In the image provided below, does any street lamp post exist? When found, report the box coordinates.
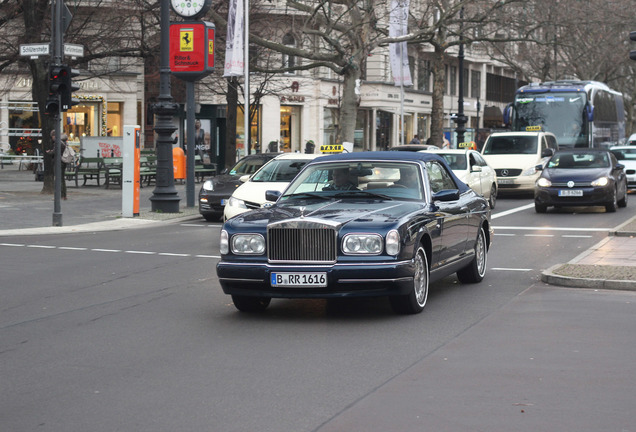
[455,7,467,145]
[150,0,180,213]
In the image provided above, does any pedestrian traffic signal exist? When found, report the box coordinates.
[59,65,80,111]
[631,31,636,61]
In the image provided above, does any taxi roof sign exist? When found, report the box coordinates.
[320,144,343,153]
[525,125,543,132]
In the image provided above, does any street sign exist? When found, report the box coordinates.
[19,44,50,58]
[64,44,84,58]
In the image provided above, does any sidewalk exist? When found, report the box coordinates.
[0,161,204,236]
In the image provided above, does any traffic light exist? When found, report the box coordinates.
[49,65,65,97]
[60,65,80,111]
[45,96,60,116]
[631,31,636,61]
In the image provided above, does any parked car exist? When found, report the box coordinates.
[426,149,498,209]
[223,153,321,221]
[628,133,636,146]
[481,130,558,193]
[534,149,628,213]
[610,146,636,190]
[198,153,280,221]
[217,151,493,315]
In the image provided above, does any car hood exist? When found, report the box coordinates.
[481,154,542,169]
[226,199,425,228]
[232,181,290,204]
[207,173,242,193]
[542,167,609,182]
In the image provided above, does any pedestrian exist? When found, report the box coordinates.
[409,134,420,144]
[47,130,70,200]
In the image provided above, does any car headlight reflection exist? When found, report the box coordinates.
[227,196,247,209]
[231,233,265,255]
[343,234,383,255]
[202,179,214,191]
[591,177,609,187]
[536,177,552,187]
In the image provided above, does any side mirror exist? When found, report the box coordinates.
[239,174,250,183]
[541,148,555,158]
[433,189,460,202]
[265,190,281,202]
[470,165,483,173]
[616,163,625,171]
[535,164,544,171]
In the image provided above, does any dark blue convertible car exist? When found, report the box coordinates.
[217,152,493,315]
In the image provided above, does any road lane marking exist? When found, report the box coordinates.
[91,248,122,253]
[1,243,25,247]
[125,250,157,255]
[195,254,220,258]
[491,203,535,219]
[0,243,219,260]
[491,268,532,272]
[26,244,55,249]
[562,235,593,238]
[58,246,88,251]
[495,226,610,232]
[524,234,554,237]
[158,252,190,257]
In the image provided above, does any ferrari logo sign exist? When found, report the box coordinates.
[180,29,194,52]
[169,21,215,80]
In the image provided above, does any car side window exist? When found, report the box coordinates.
[426,161,457,193]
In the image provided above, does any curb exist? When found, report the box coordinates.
[541,264,636,291]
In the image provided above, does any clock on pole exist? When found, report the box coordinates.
[170,0,211,19]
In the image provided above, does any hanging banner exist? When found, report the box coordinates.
[389,0,412,87]
[224,0,244,77]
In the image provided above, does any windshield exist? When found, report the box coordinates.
[513,91,587,147]
[280,161,424,201]
[251,159,311,182]
[230,157,268,176]
[482,135,538,155]
[436,153,467,170]
[547,152,609,169]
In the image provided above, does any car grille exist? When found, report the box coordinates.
[268,221,338,263]
[495,169,522,177]
[550,181,593,187]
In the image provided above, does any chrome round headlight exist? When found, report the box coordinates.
[342,234,383,254]
[231,234,265,254]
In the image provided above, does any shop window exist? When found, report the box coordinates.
[107,102,122,136]
[8,102,40,155]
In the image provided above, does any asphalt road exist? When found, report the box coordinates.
[2,197,636,431]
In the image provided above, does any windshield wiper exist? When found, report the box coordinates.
[284,192,331,200]
[334,190,393,200]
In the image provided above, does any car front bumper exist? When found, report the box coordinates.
[216,260,415,299]
[496,173,539,192]
[535,185,613,207]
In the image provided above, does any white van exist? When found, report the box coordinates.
[481,131,558,193]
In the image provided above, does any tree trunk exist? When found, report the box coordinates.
[336,66,361,146]
[430,45,446,147]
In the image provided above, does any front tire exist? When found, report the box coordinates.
[535,202,547,213]
[488,184,497,209]
[231,295,271,312]
[618,183,628,208]
[390,247,429,315]
[457,227,488,283]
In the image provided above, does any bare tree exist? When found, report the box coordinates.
[0,0,158,193]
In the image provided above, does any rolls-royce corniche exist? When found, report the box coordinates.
[217,151,493,315]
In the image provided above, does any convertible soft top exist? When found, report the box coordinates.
[312,150,471,193]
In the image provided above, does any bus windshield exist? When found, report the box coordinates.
[513,92,587,147]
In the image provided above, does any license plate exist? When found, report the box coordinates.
[271,272,327,287]
[558,189,583,197]
[498,178,514,184]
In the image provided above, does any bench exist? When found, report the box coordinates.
[194,155,217,182]
[67,157,103,187]
[139,155,157,187]
[103,157,123,189]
